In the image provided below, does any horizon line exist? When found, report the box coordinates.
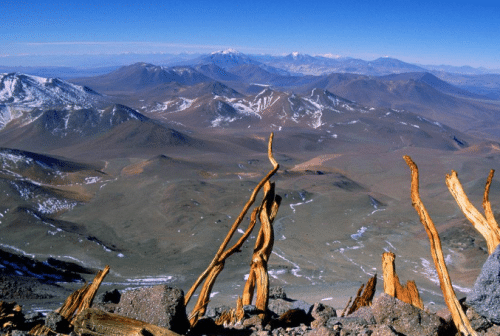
[1,46,499,70]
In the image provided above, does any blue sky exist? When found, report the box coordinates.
[1,0,499,68]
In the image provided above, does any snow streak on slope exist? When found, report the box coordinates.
[226,89,280,117]
[149,98,196,113]
[145,88,356,128]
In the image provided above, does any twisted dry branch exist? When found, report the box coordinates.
[242,181,281,320]
[185,133,280,326]
[404,156,476,336]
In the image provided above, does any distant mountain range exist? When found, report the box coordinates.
[64,50,500,141]
[3,49,500,102]
[1,48,499,158]
[0,73,200,157]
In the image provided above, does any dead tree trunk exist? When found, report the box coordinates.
[404,155,477,336]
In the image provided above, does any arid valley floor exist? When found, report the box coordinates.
[1,52,500,317]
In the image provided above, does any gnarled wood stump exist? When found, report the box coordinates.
[341,274,377,316]
[382,252,423,309]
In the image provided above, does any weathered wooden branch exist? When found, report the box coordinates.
[382,252,423,309]
[73,308,182,336]
[186,133,280,326]
[404,155,477,336]
[345,274,377,315]
[64,265,110,323]
[483,170,497,233]
[446,169,500,254]
[235,295,244,323]
[30,265,110,335]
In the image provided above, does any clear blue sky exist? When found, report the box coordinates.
[1,0,499,68]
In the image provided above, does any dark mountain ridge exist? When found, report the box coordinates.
[70,63,211,92]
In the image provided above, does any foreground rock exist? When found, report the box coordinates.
[189,291,455,336]
[466,244,500,324]
[111,285,189,335]
[370,293,450,335]
[6,283,500,335]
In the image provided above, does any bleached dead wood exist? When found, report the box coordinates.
[61,265,110,323]
[343,274,377,316]
[186,133,280,326]
[73,308,181,336]
[404,156,477,336]
[446,169,500,254]
[382,252,423,309]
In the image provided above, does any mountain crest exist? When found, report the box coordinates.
[211,48,242,56]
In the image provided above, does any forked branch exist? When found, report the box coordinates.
[404,156,476,336]
[446,170,500,254]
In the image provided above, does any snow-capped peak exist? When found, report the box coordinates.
[0,73,103,129]
[0,73,101,107]
[287,52,310,61]
[212,48,242,55]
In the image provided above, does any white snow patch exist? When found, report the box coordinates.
[351,227,368,240]
[289,199,313,213]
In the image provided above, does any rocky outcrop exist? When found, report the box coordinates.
[466,244,500,324]
[370,293,449,336]
[115,285,189,335]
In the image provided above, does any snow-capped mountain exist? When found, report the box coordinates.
[145,87,360,129]
[0,73,103,129]
[141,85,471,151]
[200,49,259,70]
[0,73,197,152]
[195,49,290,76]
